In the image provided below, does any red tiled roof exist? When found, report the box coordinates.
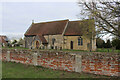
[25,20,69,36]
[38,35,47,44]
[0,36,8,43]
[64,19,94,36]
[25,19,94,37]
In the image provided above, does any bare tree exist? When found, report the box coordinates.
[78,0,120,39]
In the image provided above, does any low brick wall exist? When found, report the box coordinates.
[37,52,76,71]
[1,49,78,72]
[81,53,119,76]
[2,49,33,65]
[1,49,119,76]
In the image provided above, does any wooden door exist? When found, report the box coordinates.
[36,41,39,49]
[70,41,73,49]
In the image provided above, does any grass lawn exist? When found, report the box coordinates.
[43,48,120,53]
[96,48,120,53]
[2,61,110,78]
[2,47,28,50]
[2,47,120,53]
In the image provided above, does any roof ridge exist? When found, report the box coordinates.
[34,19,69,24]
[70,19,94,22]
[24,24,33,35]
[62,21,69,36]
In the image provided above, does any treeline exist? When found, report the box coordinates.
[96,38,120,50]
[7,38,24,47]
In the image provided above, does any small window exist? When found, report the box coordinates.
[78,37,83,46]
[78,38,80,45]
[81,38,83,45]
[52,38,56,45]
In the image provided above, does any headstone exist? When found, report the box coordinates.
[33,53,38,66]
[75,54,82,73]
[7,51,10,61]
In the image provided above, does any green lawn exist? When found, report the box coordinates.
[47,49,88,52]
[2,47,28,50]
[2,61,109,78]
[2,47,120,53]
[44,48,120,53]
[96,48,120,53]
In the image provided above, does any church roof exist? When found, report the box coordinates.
[25,19,69,36]
[25,19,94,36]
[64,19,95,36]
[38,35,47,44]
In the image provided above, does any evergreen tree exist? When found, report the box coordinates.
[12,40,17,44]
[112,38,120,50]
[96,38,105,48]
[105,39,112,48]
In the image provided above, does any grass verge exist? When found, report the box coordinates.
[2,61,110,78]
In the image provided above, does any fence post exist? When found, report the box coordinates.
[7,51,10,61]
[33,53,38,66]
[75,54,82,73]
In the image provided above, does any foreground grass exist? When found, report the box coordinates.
[2,61,109,78]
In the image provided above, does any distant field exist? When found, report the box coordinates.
[2,61,109,78]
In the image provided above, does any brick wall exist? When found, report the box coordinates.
[2,49,33,65]
[1,49,119,76]
[81,53,119,76]
[1,49,77,72]
[37,52,75,71]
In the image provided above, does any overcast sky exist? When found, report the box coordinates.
[1,2,81,38]
[0,1,112,41]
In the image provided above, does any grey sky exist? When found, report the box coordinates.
[1,1,112,41]
[2,2,80,37]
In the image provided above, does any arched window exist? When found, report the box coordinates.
[78,37,83,46]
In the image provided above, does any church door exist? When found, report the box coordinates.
[70,41,73,49]
[36,41,39,49]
